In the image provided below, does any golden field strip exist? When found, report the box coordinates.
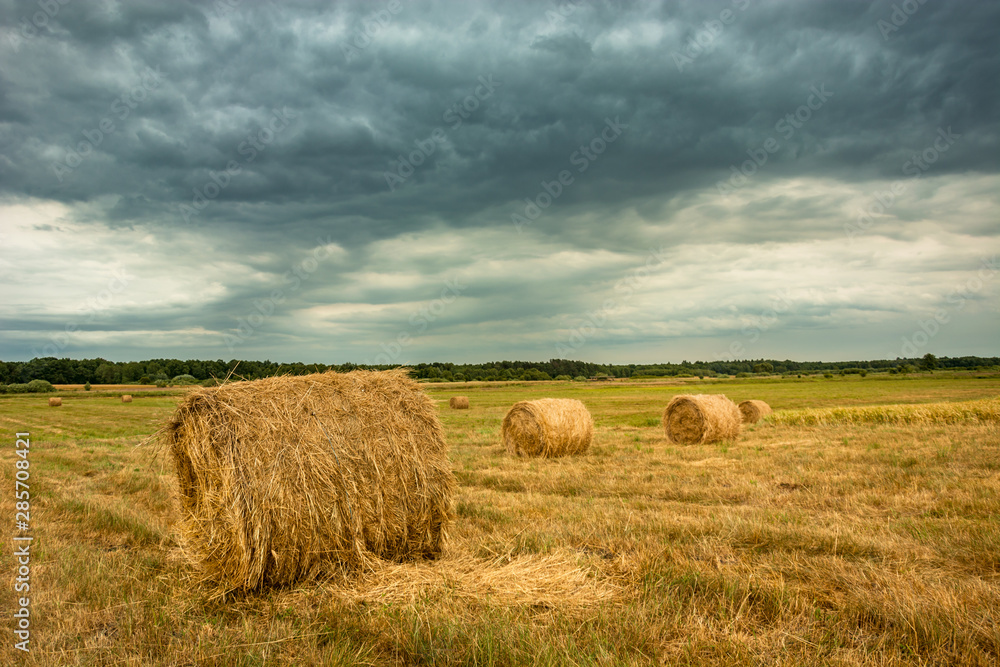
[1,372,999,666]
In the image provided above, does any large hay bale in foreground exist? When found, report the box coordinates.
[502,398,593,457]
[738,399,772,424]
[663,394,741,445]
[48,397,62,407]
[121,395,133,404]
[163,369,455,594]
[449,396,469,409]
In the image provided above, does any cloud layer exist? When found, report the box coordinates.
[1,0,997,363]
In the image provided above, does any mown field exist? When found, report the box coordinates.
[1,373,999,666]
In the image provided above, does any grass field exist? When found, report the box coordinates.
[2,373,999,665]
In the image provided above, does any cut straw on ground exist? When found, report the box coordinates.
[769,397,1000,426]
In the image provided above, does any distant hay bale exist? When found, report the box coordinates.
[662,394,741,445]
[48,397,62,407]
[502,398,593,457]
[121,395,133,404]
[162,368,455,595]
[738,399,772,424]
[449,396,469,409]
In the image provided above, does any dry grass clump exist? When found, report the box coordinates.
[738,399,772,424]
[502,398,593,457]
[49,396,62,407]
[319,552,618,612]
[121,395,133,403]
[663,394,741,445]
[161,368,455,595]
[449,396,470,409]
[771,397,1000,426]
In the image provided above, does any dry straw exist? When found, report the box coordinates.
[663,394,742,445]
[502,398,593,457]
[771,397,1000,426]
[318,551,618,612]
[161,368,455,595]
[449,396,469,409]
[121,395,133,404]
[48,397,62,407]
[738,399,772,424]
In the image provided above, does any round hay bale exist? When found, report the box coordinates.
[662,394,741,445]
[449,396,469,409]
[502,398,593,457]
[48,397,62,407]
[121,395,133,404]
[162,368,455,594]
[738,399,772,424]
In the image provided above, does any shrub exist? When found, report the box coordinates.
[7,383,30,393]
[200,378,218,387]
[574,376,587,382]
[860,369,868,377]
[736,372,750,378]
[84,382,91,391]
[139,376,151,385]
[27,379,55,393]
[823,373,833,379]
[155,380,168,388]
[554,375,572,381]
[171,374,199,385]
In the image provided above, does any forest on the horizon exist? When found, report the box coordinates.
[1,355,997,387]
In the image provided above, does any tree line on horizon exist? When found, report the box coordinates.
[0,354,997,386]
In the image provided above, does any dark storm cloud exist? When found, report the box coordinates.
[2,0,996,245]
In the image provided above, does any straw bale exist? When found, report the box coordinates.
[162,368,454,594]
[502,398,592,457]
[662,394,741,445]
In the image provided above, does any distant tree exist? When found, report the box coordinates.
[920,353,938,371]
[95,363,120,384]
[753,362,774,374]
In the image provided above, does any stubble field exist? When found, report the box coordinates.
[1,373,998,666]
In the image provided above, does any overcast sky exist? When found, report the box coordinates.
[1,0,997,364]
